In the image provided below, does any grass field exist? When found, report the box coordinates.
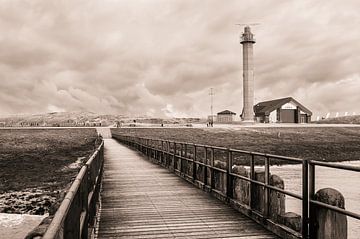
[0,128,99,214]
[112,127,360,164]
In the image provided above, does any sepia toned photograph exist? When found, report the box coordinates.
[0,1,359,239]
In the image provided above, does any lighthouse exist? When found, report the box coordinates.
[240,26,255,122]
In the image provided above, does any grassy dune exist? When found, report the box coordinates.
[112,127,360,164]
[0,128,98,214]
[316,115,360,124]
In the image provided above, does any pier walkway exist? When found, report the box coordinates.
[97,139,277,238]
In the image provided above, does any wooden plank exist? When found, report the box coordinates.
[97,139,278,239]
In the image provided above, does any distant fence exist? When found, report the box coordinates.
[42,141,104,239]
[113,134,360,239]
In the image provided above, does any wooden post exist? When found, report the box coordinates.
[269,175,285,223]
[314,188,347,239]
[232,165,249,205]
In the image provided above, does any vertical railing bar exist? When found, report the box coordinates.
[158,140,160,163]
[302,159,309,238]
[184,144,187,158]
[227,149,233,199]
[210,148,215,189]
[264,156,270,218]
[192,144,197,182]
[249,154,255,209]
[308,161,315,238]
[167,141,170,168]
[146,139,149,158]
[173,142,176,172]
[161,140,164,165]
[184,144,188,177]
[204,147,208,186]
[154,139,157,162]
[179,143,183,175]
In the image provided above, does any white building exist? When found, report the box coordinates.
[217,110,237,123]
[254,97,312,123]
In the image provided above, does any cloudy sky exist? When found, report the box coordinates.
[0,0,359,118]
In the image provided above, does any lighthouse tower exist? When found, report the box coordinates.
[240,26,255,122]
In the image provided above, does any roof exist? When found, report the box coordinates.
[217,110,236,115]
[254,97,312,115]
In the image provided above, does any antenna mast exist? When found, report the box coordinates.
[209,88,215,124]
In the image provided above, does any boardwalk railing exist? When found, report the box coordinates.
[113,134,360,239]
[42,141,104,239]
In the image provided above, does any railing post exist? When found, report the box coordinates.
[184,144,187,158]
[210,148,215,189]
[264,156,270,218]
[302,159,309,239]
[184,144,188,176]
[249,154,255,209]
[154,140,158,162]
[161,140,164,166]
[81,165,89,239]
[226,149,233,199]
[173,142,176,172]
[166,141,170,168]
[204,147,208,186]
[158,140,161,163]
[179,143,183,175]
[309,162,315,238]
[152,140,155,160]
[192,144,197,182]
[157,140,160,163]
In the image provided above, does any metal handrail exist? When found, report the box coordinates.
[113,133,360,239]
[310,160,360,172]
[43,141,104,239]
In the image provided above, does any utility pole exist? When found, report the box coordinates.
[209,88,215,126]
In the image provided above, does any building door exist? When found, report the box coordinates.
[300,114,306,123]
[280,109,296,123]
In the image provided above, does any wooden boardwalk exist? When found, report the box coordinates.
[97,139,278,239]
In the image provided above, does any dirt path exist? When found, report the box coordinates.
[96,127,112,138]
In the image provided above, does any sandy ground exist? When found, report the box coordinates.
[0,213,46,239]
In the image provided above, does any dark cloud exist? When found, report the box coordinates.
[0,0,359,118]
